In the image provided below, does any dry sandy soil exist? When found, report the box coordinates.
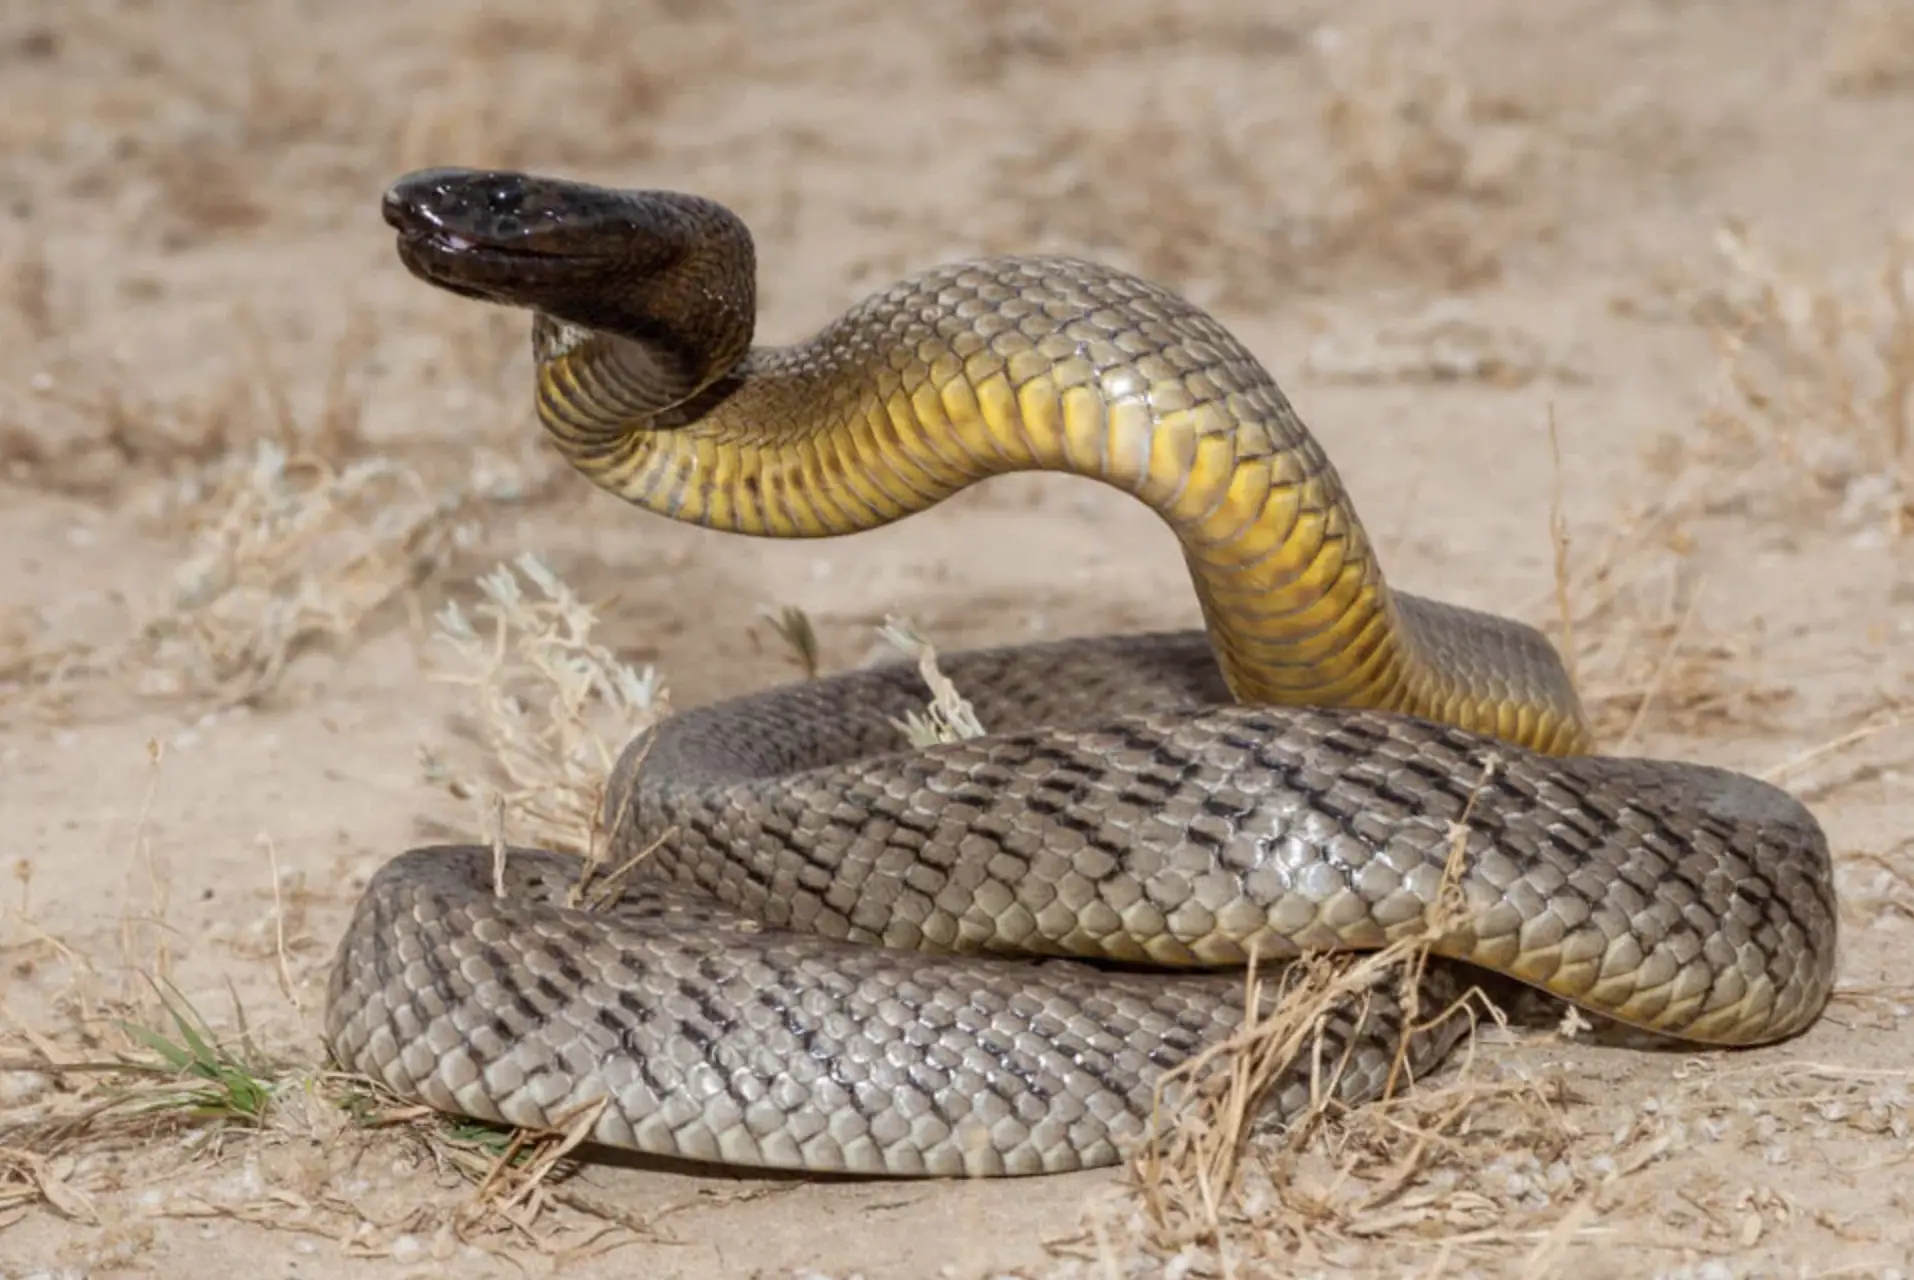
[4,0,1914,1276]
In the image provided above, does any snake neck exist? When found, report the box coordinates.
[531,258,1590,755]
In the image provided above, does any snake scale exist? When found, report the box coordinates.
[325,167,1839,1178]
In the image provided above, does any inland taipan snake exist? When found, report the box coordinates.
[326,167,1839,1178]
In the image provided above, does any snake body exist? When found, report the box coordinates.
[326,168,1838,1178]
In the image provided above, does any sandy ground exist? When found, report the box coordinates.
[4,0,1914,1276]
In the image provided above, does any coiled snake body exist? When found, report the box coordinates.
[326,168,1838,1178]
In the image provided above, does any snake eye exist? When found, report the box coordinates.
[477,175,538,229]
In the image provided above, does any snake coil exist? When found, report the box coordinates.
[323,168,1838,1178]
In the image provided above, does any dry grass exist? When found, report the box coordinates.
[1823,0,1914,97]
[874,616,989,746]
[0,1012,668,1266]
[1038,1054,1914,1279]
[1124,778,1496,1253]
[1557,538,1801,747]
[1652,219,1913,538]
[420,552,666,861]
[0,308,567,719]
[760,604,824,681]
[971,22,1546,307]
[1525,215,1914,747]
[1042,770,1608,1276]
[3,441,475,713]
[0,747,380,1252]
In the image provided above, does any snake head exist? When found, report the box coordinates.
[381,167,757,374]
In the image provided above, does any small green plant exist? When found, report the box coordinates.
[109,979,278,1125]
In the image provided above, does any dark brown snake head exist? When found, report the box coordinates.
[382,167,758,392]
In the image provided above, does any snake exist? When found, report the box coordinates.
[325,166,1839,1179]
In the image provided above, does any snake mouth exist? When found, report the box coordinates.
[389,229,548,305]
[390,224,597,301]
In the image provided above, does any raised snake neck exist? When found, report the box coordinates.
[322,167,1838,1178]
[382,167,1591,754]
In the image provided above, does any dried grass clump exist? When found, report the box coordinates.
[0,748,351,1239]
[1555,535,1797,747]
[951,0,1301,78]
[1,305,565,717]
[419,582,989,863]
[1053,1068,1608,1279]
[6,441,480,711]
[1127,793,1488,1237]
[0,308,546,715]
[1,368,247,501]
[134,444,472,703]
[875,615,987,746]
[1047,761,1627,1277]
[1312,24,1537,273]
[1822,0,1914,97]
[978,23,1540,306]
[1540,221,1914,746]
[1661,220,1913,538]
[422,553,666,861]
[1515,414,1797,747]
[1048,1062,1914,1278]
